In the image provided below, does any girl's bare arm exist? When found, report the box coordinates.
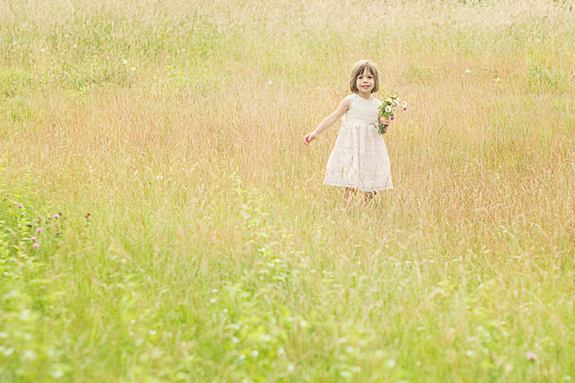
[304,97,351,145]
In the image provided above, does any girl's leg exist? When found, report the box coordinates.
[343,188,356,207]
[362,191,377,203]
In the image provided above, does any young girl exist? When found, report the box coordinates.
[304,60,393,206]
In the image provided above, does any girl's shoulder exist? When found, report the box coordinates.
[371,97,382,106]
[344,94,355,102]
[340,94,354,108]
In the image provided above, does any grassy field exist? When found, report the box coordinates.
[1,0,575,381]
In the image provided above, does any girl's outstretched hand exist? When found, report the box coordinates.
[303,132,318,146]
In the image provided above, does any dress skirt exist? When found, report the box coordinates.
[324,120,393,192]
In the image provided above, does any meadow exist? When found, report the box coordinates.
[1,0,575,381]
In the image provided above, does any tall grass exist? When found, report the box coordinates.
[1,0,574,381]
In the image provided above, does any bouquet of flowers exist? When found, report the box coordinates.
[378,90,407,134]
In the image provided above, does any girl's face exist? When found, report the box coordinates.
[356,69,375,95]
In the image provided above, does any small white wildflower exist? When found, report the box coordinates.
[181,48,185,52]
[287,364,295,372]
[131,67,136,71]
[211,289,218,293]
[465,69,471,73]
[252,350,259,357]
[122,59,127,65]
[149,330,157,335]
[210,298,216,303]
[51,370,65,378]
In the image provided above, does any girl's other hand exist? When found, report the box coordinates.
[378,116,391,125]
[304,132,318,146]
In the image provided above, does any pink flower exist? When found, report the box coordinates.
[36,228,44,233]
[32,243,40,248]
[47,215,51,219]
[526,352,537,360]
[17,203,24,208]
[390,114,395,121]
[53,214,60,219]
[30,236,36,242]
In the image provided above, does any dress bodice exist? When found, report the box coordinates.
[344,93,382,125]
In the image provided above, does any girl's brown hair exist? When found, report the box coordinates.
[349,60,380,94]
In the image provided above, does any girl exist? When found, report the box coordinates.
[304,60,393,206]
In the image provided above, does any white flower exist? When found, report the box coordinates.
[122,59,127,65]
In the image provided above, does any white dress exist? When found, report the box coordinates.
[324,93,393,192]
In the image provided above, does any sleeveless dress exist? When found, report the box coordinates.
[324,93,393,192]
